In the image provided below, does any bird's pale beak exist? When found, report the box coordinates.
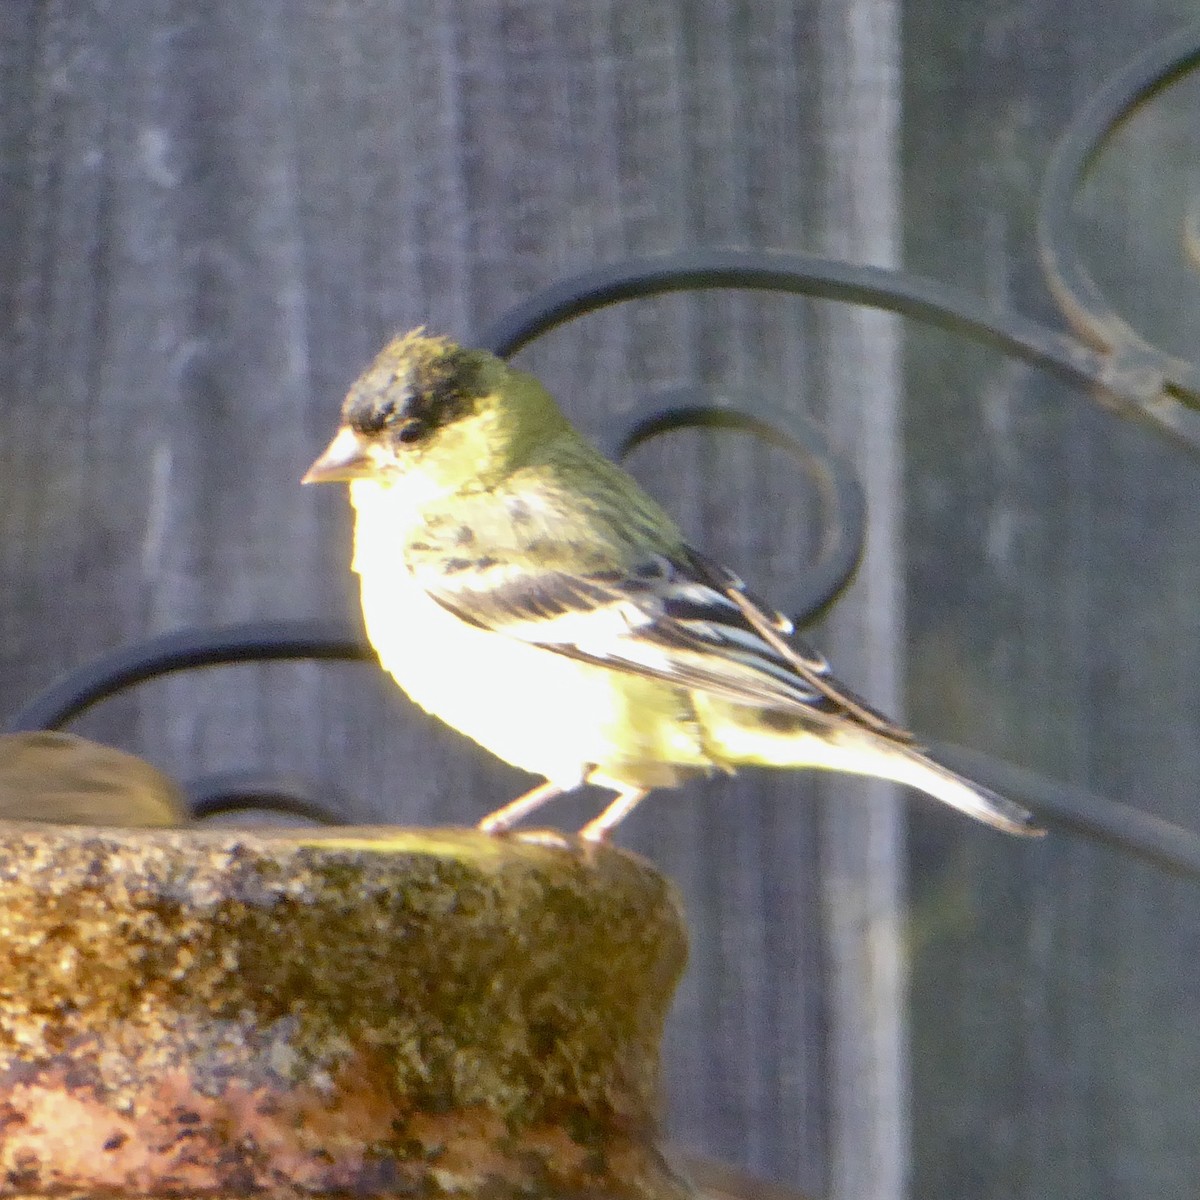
[303,426,373,484]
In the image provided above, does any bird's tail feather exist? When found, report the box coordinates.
[845,737,1042,835]
[704,704,1042,836]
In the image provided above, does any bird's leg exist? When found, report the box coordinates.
[478,780,564,835]
[577,787,650,843]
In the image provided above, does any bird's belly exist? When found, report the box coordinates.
[356,566,709,787]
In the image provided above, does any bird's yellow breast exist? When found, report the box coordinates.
[348,481,710,789]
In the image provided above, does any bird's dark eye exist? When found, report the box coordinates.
[347,396,396,435]
[395,418,425,444]
[374,401,397,430]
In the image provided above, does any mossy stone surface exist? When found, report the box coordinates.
[0,823,690,1198]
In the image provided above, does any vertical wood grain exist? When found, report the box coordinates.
[815,1,907,1197]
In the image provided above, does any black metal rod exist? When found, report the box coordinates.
[932,742,1200,880]
[1037,26,1200,359]
[4,619,373,733]
[185,770,352,825]
[481,250,1123,399]
[480,248,1200,457]
[1035,24,1200,445]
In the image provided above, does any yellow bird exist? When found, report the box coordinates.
[304,329,1041,843]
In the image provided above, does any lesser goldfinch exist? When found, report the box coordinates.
[304,330,1041,842]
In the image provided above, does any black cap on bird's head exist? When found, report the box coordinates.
[343,330,475,442]
[303,328,569,489]
[303,330,483,484]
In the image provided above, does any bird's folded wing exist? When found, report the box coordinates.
[407,520,911,741]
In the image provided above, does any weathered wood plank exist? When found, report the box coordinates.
[904,8,1200,1199]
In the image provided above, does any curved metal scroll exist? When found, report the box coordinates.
[1037,26,1200,447]
[610,388,866,627]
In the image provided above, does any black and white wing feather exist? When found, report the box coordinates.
[409,517,910,741]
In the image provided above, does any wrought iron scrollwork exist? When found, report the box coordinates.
[6,26,1200,872]
[3,620,367,824]
[1037,25,1200,450]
